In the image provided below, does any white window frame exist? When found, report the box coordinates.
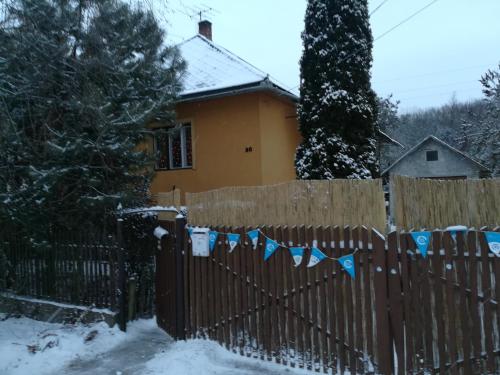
[155,123,192,170]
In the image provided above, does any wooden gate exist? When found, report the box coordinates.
[157,222,500,374]
[183,225,389,374]
[155,219,186,339]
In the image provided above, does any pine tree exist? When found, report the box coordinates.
[296,0,378,179]
[0,0,185,236]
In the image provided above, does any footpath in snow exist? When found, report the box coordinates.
[0,314,316,375]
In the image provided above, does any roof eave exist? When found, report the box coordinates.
[177,79,298,104]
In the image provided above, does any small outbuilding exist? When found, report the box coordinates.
[381,135,491,179]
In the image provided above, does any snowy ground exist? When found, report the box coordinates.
[0,314,316,375]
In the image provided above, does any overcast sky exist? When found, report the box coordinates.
[152,0,500,113]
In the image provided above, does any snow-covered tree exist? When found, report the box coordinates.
[457,65,500,176]
[0,0,185,235]
[296,0,378,179]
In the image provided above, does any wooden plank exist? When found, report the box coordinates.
[206,226,215,340]
[246,226,258,356]
[231,226,243,355]
[222,226,233,348]
[352,227,364,374]
[304,225,314,371]
[297,225,307,368]
[466,231,481,372]
[372,229,391,375]
[282,226,293,366]
[333,226,346,374]
[419,234,434,372]
[343,226,355,374]
[478,231,495,373]
[188,226,197,338]
[431,231,446,374]
[256,226,265,360]
[307,225,321,372]
[213,225,224,345]
[275,226,285,364]
[361,227,373,365]
[408,231,424,371]
[262,226,273,361]
[291,226,304,368]
[455,231,472,374]
[387,231,404,375]
[327,226,338,372]
[237,226,248,356]
[443,232,458,375]
[317,226,329,373]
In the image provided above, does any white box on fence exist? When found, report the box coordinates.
[191,227,210,257]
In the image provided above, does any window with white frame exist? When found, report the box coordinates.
[154,123,192,170]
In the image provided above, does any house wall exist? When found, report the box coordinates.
[389,139,482,179]
[259,93,301,185]
[149,91,300,197]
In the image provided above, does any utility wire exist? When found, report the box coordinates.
[370,0,390,17]
[292,0,441,92]
[374,0,440,41]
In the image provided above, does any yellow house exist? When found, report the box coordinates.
[149,21,301,198]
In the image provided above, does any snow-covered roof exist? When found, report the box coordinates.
[381,135,491,175]
[177,35,296,100]
[377,130,405,148]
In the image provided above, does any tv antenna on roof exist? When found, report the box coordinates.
[177,1,220,21]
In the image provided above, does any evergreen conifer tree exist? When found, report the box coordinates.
[0,0,185,236]
[296,0,378,179]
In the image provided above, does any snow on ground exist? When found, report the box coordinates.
[1,314,318,375]
[143,339,315,375]
[0,313,132,375]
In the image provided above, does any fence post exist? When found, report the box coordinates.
[175,214,187,340]
[372,229,392,375]
[116,218,127,332]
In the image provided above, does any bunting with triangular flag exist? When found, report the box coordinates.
[247,229,260,250]
[307,247,327,268]
[485,232,500,257]
[411,232,431,258]
[227,233,240,253]
[289,247,304,267]
[209,231,218,253]
[338,254,356,279]
[264,238,280,261]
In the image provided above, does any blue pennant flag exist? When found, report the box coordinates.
[227,233,240,253]
[338,254,356,279]
[307,247,327,268]
[485,232,500,257]
[247,229,260,250]
[289,247,304,267]
[411,232,431,258]
[209,231,218,253]
[264,239,280,261]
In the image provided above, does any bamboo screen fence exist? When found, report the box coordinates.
[392,175,500,230]
[185,180,387,232]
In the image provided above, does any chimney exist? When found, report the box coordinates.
[198,20,212,41]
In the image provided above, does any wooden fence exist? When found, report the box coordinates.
[157,220,500,374]
[392,175,500,230]
[1,227,157,317]
[1,231,119,309]
[185,180,387,232]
